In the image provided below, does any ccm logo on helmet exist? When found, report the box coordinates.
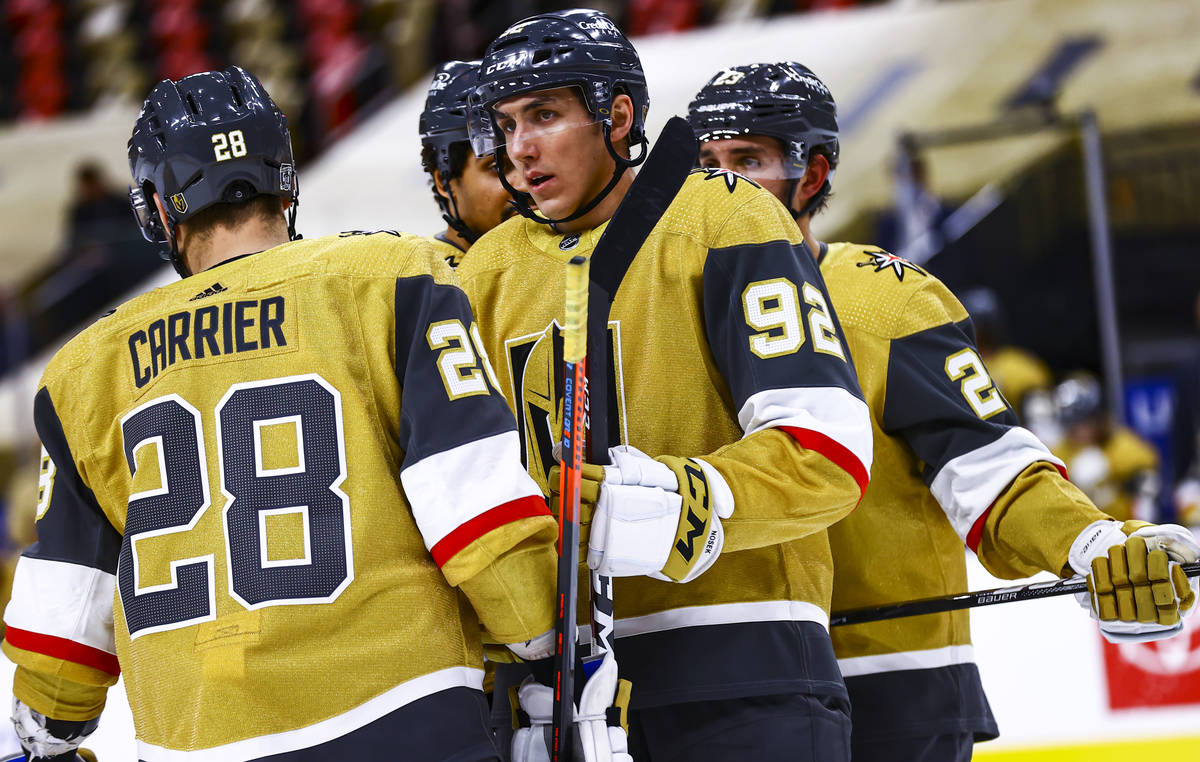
[485,51,532,76]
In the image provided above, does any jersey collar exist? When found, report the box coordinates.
[523,218,611,263]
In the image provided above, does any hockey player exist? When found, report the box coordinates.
[1052,372,1161,522]
[1,66,561,761]
[420,59,521,268]
[689,62,1200,762]
[459,10,874,761]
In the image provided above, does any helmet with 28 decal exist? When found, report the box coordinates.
[467,8,649,225]
[687,62,838,218]
[127,65,298,276]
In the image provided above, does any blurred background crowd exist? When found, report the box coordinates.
[0,0,1198,606]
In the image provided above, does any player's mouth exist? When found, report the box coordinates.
[527,173,555,191]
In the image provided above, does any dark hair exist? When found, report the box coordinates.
[421,141,472,215]
[807,145,837,217]
[182,194,285,240]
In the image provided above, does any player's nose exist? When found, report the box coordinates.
[506,123,539,161]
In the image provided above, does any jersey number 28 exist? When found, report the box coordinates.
[118,374,351,639]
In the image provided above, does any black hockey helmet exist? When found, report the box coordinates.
[127,65,298,276]
[419,60,479,178]
[1055,372,1105,428]
[419,60,485,243]
[687,62,838,218]
[468,8,649,226]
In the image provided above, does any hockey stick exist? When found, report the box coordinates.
[550,117,698,760]
[551,254,590,762]
[830,561,1200,627]
[582,115,698,661]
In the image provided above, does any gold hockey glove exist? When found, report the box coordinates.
[1069,519,1199,642]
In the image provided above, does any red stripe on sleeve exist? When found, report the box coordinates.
[966,507,990,553]
[4,627,120,677]
[780,426,870,499]
[431,494,551,567]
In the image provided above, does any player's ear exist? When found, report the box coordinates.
[609,93,634,147]
[152,192,171,233]
[798,153,831,205]
[431,169,451,200]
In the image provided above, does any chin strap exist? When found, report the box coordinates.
[163,216,192,279]
[441,186,480,245]
[287,197,302,241]
[497,124,648,228]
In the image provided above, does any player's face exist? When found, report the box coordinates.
[492,87,610,221]
[698,135,792,203]
[448,152,519,236]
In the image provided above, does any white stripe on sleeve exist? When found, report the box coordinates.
[737,386,873,476]
[930,426,1064,542]
[3,556,116,655]
[401,430,543,552]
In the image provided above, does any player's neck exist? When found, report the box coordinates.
[796,214,822,259]
[181,220,290,275]
[441,226,471,252]
[552,166,635,236]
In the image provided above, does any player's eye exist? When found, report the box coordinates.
[536,109,556,122]
[699,157,717,168]
[742,157,761,170]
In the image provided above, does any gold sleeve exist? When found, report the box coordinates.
[444,515,558,644]
[702,428,861,553]
[975,461,1112,579]
[6,658,108,721]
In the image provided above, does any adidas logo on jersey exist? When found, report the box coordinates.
[190,282,228,301]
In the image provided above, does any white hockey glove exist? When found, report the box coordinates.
[1068,520,1199,642]
[506,629,556,662]
[586,445,734,582]
[10,698,99,762]
[510,652,632,762]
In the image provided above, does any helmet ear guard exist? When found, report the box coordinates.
[129,182,166,244]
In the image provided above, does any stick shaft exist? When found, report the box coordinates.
[830,562,1200,627]
[551,256,590,762]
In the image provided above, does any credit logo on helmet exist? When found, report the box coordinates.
[171,193,188,214]
[280,164,294,192]
[783,66,831,95]
[578,17,619,35]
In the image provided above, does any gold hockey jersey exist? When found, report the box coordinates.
[426,233,466,269]
[459,169,873,708]
[2,232,557,759]
[819,242,1109,741]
